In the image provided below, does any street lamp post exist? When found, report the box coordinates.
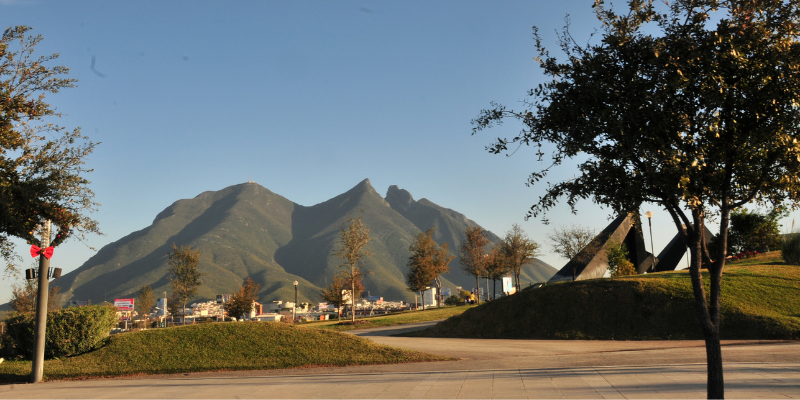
[293,281,298,323]
[645,210,656,272]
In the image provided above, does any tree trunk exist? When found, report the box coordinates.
[475,277,481,305]
[351,267,356,322]
[688,208,724,399]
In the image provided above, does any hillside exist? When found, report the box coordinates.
[54,180,557,306]
[0,322,448,381]
[410,253,800,340]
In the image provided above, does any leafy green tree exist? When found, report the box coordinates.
[547,225,597,281]
[167,244,203,322]
[727,209,783,253]
[0,26,99,274]
[458,226,491,305]
[333,215,371,322]
[137,285,155,327]
[471,0,800,396]
[407,227,455,308]
[227,277,261,320]
[605,240,635,278]
[500,224,539,291]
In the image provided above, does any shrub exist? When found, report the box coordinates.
[1,304,118,359]
[781,234,800,265]
[444,295,461,306]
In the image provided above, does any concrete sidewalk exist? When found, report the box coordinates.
[1,321,799,398]
[2,362,798,399]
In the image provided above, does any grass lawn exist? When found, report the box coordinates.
[0,321,451,382]
[410,252,800,340]
[304,304,476,332]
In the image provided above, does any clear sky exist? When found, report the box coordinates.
[3,0,797,302]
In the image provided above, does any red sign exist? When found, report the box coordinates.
[114,298,134,311]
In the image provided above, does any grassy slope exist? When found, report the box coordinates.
[411,252,800,340]
[0,322,450,382]
[305,304,477,332]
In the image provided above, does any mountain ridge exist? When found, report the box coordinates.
[55,180,556,305]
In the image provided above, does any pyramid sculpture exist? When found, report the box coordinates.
[548,213,654,282]
[653,225,716,272]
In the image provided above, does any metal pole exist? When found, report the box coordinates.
[293,283,297,322]
[648,217,656,272]
[31,220,51,383]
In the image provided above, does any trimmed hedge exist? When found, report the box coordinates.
[2,304,117,359]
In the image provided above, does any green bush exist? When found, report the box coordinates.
[781,234,800,265]
[444,295,461,306]
[2,304,117,359]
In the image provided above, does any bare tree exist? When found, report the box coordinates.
[333,215,371,322]
[501,224,540,291]
[10,278,59,314]
[458,226,491,304]
[548,225,597,281]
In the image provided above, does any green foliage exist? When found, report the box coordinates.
[728,208,783,253]
[137,285,154,320]
[0,26,99,274]
[605,240,635,277]
[0,322,450,382]
[781,234,800,265]
[444,295,461,306]
[412,255,800,340]
[472,1,800,394]
[227,277,261,320]
[2,304,116,359]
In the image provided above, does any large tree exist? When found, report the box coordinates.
[500,224,539,291]
[458,226,491,305]
[407,227,455,308]
[0,26,99,274]
[166,244,203,323]
[332,215,371,322]
[471,0,800,397]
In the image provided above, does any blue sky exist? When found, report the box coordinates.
[2,1,796,302]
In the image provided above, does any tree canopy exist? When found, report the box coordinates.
[406,227,454,308]
[498,224,538,291]
[0,26,99,273]
[333,215,371,322]
[458,226,491,304]
[471,0,800,396]
[227,277,261,320]
[167,244,203,320]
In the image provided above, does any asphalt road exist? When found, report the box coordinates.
[1,320,798,399]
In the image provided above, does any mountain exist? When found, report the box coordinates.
[55,180,556,305]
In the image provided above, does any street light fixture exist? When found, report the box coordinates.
[645,210,655,272]
[293,281,298,323]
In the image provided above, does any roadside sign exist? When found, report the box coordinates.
[114,298,134,311]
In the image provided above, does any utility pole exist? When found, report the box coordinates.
[31,220,51,384]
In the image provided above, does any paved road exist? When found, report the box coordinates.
[1,321,799,399]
